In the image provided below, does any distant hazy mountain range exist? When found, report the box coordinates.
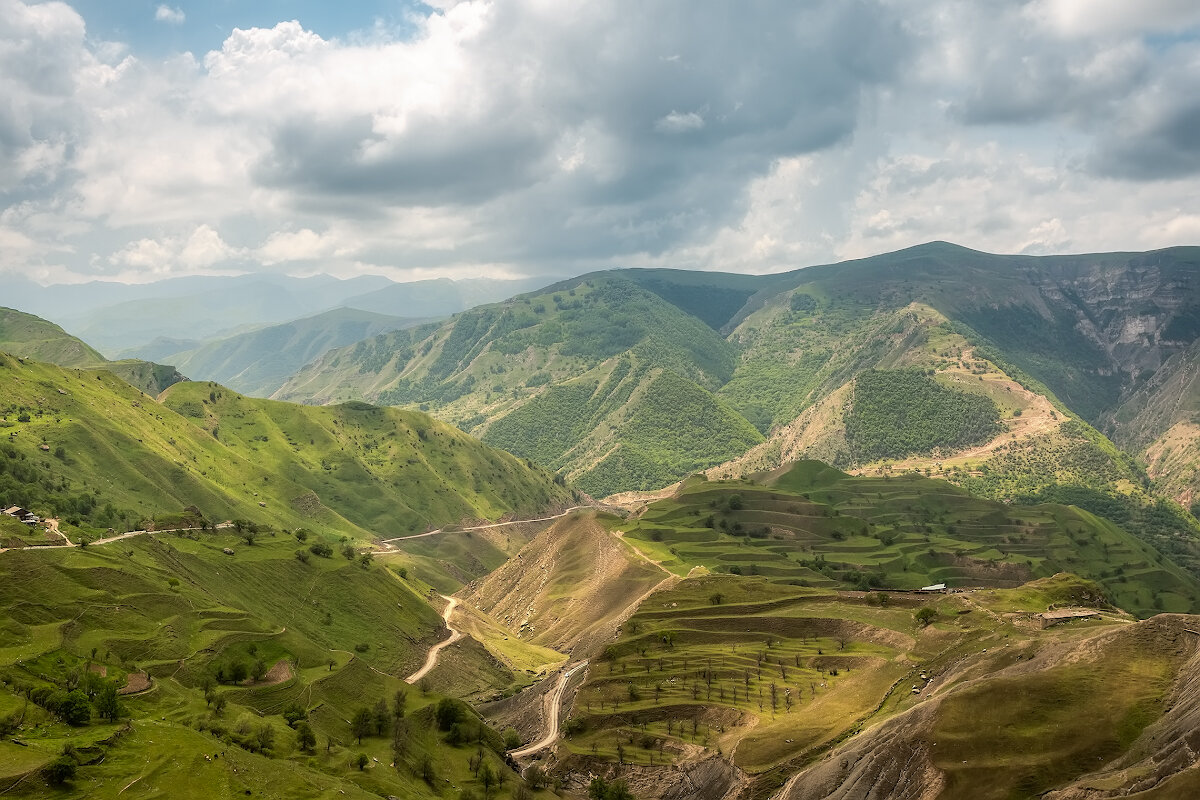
[120,307,432,397]
[6,272,550,354]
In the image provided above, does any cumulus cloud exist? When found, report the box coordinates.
[109,225,242,278]
[154,5,185,25]
[0,0,1197,286]
[655,111,705,134]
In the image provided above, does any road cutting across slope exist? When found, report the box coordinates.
[405,595,464,684]
[509,660,589,759]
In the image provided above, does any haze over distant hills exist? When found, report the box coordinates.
[121,307,430,398]
[7,272,549,355]
[0,306,185,396]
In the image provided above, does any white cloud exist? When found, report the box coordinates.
[0,0,1197,287]
[1026,0,1200,38]
[654,111,705,134]
[108,225,241,277]
[257,228,341,265]
[154,5,185,25]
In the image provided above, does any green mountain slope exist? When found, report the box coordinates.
[141,307,425,397]
[0,307,106,368]
[275,277,751,493]
[0,354,570,542]
[720,242,1200,432]
[483,358,762,496]
[270,244,1200,535]
[1,307,185,396]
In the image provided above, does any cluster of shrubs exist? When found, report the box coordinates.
[19,672,121,728]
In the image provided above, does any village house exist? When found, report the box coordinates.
[3,506,40,525]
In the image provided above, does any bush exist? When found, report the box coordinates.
[435,698,462,731]
[42,756,76,786]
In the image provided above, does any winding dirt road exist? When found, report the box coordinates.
[509,660,589,759]
[0,521,233,555]
[405,595,463,684]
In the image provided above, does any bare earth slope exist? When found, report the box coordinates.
[461,511,666,657]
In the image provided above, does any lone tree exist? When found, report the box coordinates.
[43,756,76,786]
[915,606,938,627]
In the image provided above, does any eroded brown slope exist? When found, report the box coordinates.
[460,511,667,657]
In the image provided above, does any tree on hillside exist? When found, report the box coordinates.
[435,698,462,731]
[94,682,120,722]
[372,698,390,736]
[295,721,316,753]
[915,607,938,627]
[350,707,374,744]
[42,756,76,786]
[480,762,498,799]
[589,777,635,800]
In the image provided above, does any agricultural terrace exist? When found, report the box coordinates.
[560,572,1142,787]
[610,462,1200,617]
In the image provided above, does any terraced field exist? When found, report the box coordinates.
[613,462,1200,617]
[0,530,536,798]
[559,572,1200,799]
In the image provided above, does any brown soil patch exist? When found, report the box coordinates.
[118,671,151,695]
[88,664,108,677]
[245,659,294,687]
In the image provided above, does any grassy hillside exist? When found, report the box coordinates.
[482,359,762,497]
[614,464,1200,617]
[0,529,540,799]
[0,354,570,542]
[276,277,753,493]
[267,243,1200,536]
[710,304,1200,581]
[136,307,424,397]
[1,307,184,396]
[0,308,106,368]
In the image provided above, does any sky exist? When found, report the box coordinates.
[2,0,1200,286]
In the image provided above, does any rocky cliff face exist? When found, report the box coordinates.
[1027,252,1200,379]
